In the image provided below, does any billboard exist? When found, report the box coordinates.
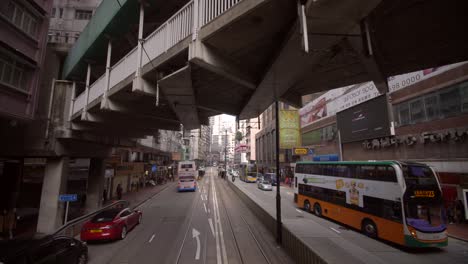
[336,95,393,143]
[299,82,380,128]
[172,152,182,161]
[279,110,301,149]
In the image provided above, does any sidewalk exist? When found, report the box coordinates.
[105,182,175,209]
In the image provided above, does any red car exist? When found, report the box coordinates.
[81,207,142,242]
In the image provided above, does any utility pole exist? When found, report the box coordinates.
[275,100,282,244]
[224,129,227,179]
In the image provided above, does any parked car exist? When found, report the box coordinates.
[257,180,273,191]
[0,235,88,264]
[80,207,142,242]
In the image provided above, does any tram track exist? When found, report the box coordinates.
[216,177,272,264]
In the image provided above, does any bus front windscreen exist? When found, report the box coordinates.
[403,165,446,233]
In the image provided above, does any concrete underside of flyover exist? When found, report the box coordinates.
[62,0,468,139]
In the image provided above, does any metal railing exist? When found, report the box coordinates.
[52,200,129,238]
[71,0,244,117]
[200,0,242,26]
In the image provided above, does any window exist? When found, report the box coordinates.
[52,8,56,18]
[0,51,29,91]
[398,102,410,125]
[59,8,63,18]
[75,9,92,20]
[439,87,461,117]
[460,82,468,113]
[409,99,426,123]
[424,94,439,120]
[2,1,39,38]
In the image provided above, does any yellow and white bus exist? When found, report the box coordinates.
[294,161,447,247]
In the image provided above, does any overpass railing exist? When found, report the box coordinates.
[71,0,244,116]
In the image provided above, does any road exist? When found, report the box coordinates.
[86,167,293,264]
[233,178,468,264]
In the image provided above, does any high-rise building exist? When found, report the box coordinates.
[48,0,102,45]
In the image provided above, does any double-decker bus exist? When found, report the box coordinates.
[239,163,259,183]
[294,161,447,247]
[177,161,197,192]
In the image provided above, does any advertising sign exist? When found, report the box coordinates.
[337,94,393,143]
[388,61,468,93]
[299,82,380,128]
[172,152,182,161]
[279,110,301,149]
[293,148,314,156]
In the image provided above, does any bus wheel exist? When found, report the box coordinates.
[313,203,322,217]
[304,200,311,212]
[362,219,378,238]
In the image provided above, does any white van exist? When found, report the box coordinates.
[177,161,197,192]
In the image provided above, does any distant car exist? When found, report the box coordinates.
[0,235,88,264]
[257,180,273,191]
[81,208,142,242]
[264,173,277,186]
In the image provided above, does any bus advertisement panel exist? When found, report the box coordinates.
[294,161,447,247]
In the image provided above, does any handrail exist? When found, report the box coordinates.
[52,200,130,237]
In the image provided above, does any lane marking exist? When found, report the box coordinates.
[211,177,222,264]
[330,227,341,234]
[148,234,155,243]
[208,218,215,237]
[192,228,201,260]
[203,203,207,213]
[212,178,228,264]
[296,209,303,214]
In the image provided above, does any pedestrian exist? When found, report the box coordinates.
[289,177,292,188]
[6,209,17,240]
[116,184,123,200]
[103,189,108,204]
[447,203,455,224]
[456,200,465,223]
[0,209,5,239]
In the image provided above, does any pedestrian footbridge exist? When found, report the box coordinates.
[62,0,468,139]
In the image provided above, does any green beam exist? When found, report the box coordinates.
[62,0,139,79]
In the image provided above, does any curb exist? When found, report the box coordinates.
[448,234,468,243]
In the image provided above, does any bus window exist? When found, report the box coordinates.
[294,177,297,188]
[376,166,397,182]
[402,165,438,186]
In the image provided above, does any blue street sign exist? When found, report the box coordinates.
[59,194,78,202]
[307,148,314,155]
[151,165,157,172]
[313,154,339,162]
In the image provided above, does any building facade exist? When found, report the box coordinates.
[0,0,53,122]
[255,102,296,174]
[48,0,101,45]
[299,62,468,213]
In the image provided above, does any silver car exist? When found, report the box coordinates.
[257,180,273,191]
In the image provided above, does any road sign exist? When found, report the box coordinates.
[59,194,78,202]
[308,148,314,155]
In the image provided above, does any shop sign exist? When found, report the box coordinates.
[279,110,301,149]
[293,148,309,155]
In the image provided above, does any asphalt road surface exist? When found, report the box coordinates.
[233,178,468,264]
[86,167,293,264]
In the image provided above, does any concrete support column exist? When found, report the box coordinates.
[37,157,69,234]
[101,40,113,110]
[68,82,76,121]
[81,64,92,120]
[85,158,106,213]
[135,3,145,78]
